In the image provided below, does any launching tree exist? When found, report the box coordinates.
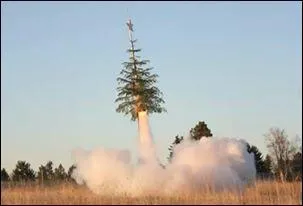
[115,19,166,122]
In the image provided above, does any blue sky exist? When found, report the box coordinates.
[1,1,302,173]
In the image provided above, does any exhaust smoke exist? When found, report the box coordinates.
[72,111,256,196]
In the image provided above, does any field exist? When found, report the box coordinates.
[1,180,302,205]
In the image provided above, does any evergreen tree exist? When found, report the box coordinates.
[167,135,184,162]
[263,154,273,175]
[37,161,55,183]
[189,121,213,141]
[167,121,212,163]
[115,19,166,121]
[54,164,67,181]
[11,161,36,182]
[37,165,46,183]
[247,143,266,175]
[290,152,302,181]
[67,164,76,182]
[1,168,10,182]
[44,161,54,180]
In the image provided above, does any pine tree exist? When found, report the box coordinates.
[44,161,54,180]
[54,164,67,181]
[115,19,166,121]
[67,164,76,182]
[37,165,46,183]
[1,168,10,182]
[290,152,302,181]
[11,161,36,182]
[263,154,273,175]
[37,161,55,183]
[167,121,212,163]
[167,135,184,162]
[247,143,266,175]
[189,121,213,141]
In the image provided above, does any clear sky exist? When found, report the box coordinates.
[1,1,302,173]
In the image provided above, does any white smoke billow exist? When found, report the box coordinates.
[72,112,256,196]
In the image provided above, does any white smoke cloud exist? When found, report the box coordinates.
[71,112,256,197]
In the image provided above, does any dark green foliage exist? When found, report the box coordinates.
[37,165,46,182]
[54,164,67,181]
[1,168,10,181]
[167,121,212,163]
[11,161,36,182]
[37,161,55,183]
[290,152,302,181]
[67,164,76,182]
[167,135,184,162]
[263,154,273,175]
[247,143,266,175]
[115,24,166,121]
[189,121,213,141]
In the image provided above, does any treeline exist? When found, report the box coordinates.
[167,121,302,182]
[1,123,301,184]
[1,161,76,184]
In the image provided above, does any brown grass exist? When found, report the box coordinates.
[1,180,302,205]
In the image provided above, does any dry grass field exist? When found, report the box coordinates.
[1,180,302,205]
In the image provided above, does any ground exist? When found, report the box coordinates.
[1,180,301,205]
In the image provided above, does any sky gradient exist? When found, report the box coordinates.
[1,1,302,173]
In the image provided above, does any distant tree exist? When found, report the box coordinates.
[67,164,76,182]
[167,121,213,163]
[167,135,184,162]
[37,161,55,183]
[189,121,213,141]
[44,161,54,180]
[247,143,266,175]
[11,161,36,182]
[264,127,298,181]
[290,152,302,181]
[37,165,46,183]
[1,168,10,182]
[54,164,67,181]
[263,154,273,175]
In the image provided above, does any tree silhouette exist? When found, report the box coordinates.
[37,161,55,183]
[1,168,10,182]
[11,161,35,182]
[265,127,295,181]
[54,164,67,181]
[247,143,266,175]
[263,154,273,175]
[290,152,302,181]
[189,121,213,141]
[167,135,184,162]
[67,164,76,182]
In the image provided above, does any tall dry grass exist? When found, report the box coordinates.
[1,180,302,205]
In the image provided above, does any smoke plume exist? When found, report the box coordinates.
[72,112,256,196]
